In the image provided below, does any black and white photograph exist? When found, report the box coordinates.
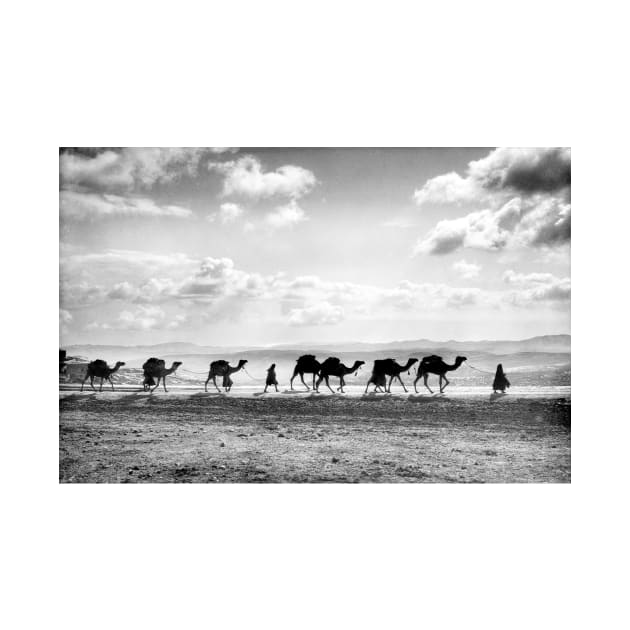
[59,147,570,483]
[8,2,628,627]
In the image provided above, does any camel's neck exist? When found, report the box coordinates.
[166,363,179,375]
[446,360,463,371]
[401,360,415,372]
[230,364,245,374]
[111,364,122,374]
[345,361,362,374]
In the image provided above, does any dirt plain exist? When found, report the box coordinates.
[59,390,570,483]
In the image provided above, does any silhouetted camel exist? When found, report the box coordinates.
[142,358,183,393]
[205,359,247,393]
[414,355,467,394]
[365,358,418,393]
[81,359,125,392]
[315,358,365,393]
[290,355,322,390]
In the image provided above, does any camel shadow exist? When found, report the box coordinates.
[407,394,445,403]
[282,389,309,395]
[62,393,97,402]
[119,392,149,402]
[360,393,391,401]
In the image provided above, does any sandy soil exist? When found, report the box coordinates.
[59,389,570,483]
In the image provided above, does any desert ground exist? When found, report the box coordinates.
[59,386,570,483]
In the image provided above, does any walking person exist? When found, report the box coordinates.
[492,364,510,393]
[264,364,279,393]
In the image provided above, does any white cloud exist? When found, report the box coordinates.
[414,147,571,206]
[208,202,244,224]
[60,148,207,193]
[503,270,571,303]
[208,155,316,199]
[265,200,308,229]
[288,302,345,326]
[60,190,193,220]
[413,148,571,255]
[414,197,570,255]
[87,306,188,332]
[453,260,481,279]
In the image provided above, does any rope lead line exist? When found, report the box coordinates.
[465,364,495,375]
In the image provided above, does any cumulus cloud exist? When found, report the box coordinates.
[415,197,570,255]
[414,147,571,206]
[60,148,208,193]
[413,147,571,255]
[453,260,481,279]
[87,306,188,332]
[503,270,571,304]
[288,302,345,326]
[208,155,316,199]
[265,200,308,229]
[208,202,244,224]
[60,190,193,220]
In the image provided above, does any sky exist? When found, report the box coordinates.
[59,147,571,346]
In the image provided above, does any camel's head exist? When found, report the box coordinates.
[115,361,126,368]
[456,356,467,365]
[406,357,419,374]
[172,361,183,370]
[238,359,248,368]
[354,360,365,374]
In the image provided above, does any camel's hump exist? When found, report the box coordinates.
[90,359,108,369]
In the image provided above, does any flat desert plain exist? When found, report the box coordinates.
[59,387,570,483]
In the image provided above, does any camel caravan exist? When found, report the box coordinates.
[73,352,468,395]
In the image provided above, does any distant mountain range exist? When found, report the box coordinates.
[65,334,570,363]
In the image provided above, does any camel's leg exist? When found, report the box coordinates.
[413,373,421,393]
[314,375,323,392]
[324,376,335,394]
[312,373,317,390]
[387,375,394,393]
[99,377,104,392]
[151,377,160,393]
[80,372,90,392]
[301,373,309,390]
[213,376,221,393]
[440,375,449,393]
[163,377,168,393]
[423,374,434,394]
[108,376,114,391]
[364,379,371,394]
[290,366,300,390]
[397,375,408,393]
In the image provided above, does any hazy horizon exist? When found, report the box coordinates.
[60,148,570,346]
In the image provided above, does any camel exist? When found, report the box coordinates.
[315,358,365,393]
[413,355,467,394]
[205,359,248,393]
[364,358,418,393]
[142,358,183,393]
[81,359,126,392]
[290,355,322,390]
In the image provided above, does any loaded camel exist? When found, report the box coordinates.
[365,358,418,393]
[142,358,183,393]
[290,355,322,390]
[81,359,126,392]
[413,355,467,394]
[315,358,365,393]
[205,359,248,393]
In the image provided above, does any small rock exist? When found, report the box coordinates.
[220,442,225,447]
[332,457,339,463]
[278,433,285,438]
